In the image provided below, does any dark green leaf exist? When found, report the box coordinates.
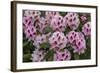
[64,27,71,35]
[60,12,67,16]
[79,48,91,59]
[40,42,50,49]
[23,41,29,47]
[44,49,54,61]
[75,23,83,32]
[23,41,35,54]
[65,44,73,51]
[23,54,32,62]
[43,26,53,34]
[74,53,80,60]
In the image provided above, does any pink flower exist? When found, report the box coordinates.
[66,31,78,43]
[80,15,87,22]
[63,12,80,30]
[35,17,49,33]
[45,11,60,24]
[31,49,46,62]
[50,15,66,32]
[54,49,71,61]
[49,31,67,50]
[24,10,41,28]
[73,36,86,54]
[82,22,91,36]
[66,31,86,55]
[33,34,47,49]
[23,10,43,41]
[23,16,34,30]
[24,25,37,41]
[23,16,37,41]
[24,10,41,19]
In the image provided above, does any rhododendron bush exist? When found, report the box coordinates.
[23,10,91,62]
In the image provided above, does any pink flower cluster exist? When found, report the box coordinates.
[31,49,46,62]
[37,17,49,33]
[49,31,67,51]
[23,10,49,41]
[23,16,37,41]
[50,15,66,32]
[33,34,47,49]
[24,10,41,21]
[54,49,71,61]
[45,11,60,23]
[66,31,86,54]
[63,12,80,30]
[82,22,91,37]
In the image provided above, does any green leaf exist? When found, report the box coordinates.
[64,27,71,35]
[60,12,67,16]
[60,49,65,52]
[87,16,91,21]
[44,49,54,61]
[87,13,91,21]
[43,26,53,34]
[79,48,91,59]
[86,37,91,48]
[40,42,50,49]
[23,41,35,54]
[23,54,32,62]
[65,44,73,51]
[23,41,29,47]
[74,53,80,60]
[75,23,83,32]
